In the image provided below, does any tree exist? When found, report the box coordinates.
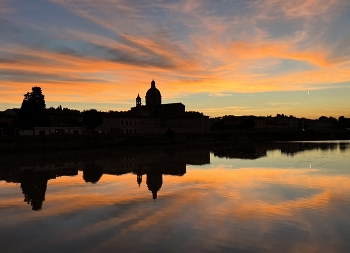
[83,109,103,132]
[338,116,347,129]
[83,162,103,183]
[18,87,49,129]
[276,113,286,118]
[328,116,337,125]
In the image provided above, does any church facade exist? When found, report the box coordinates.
[99,80,209,134]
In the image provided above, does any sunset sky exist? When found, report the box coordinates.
[1,0,350,118]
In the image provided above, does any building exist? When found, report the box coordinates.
[0,109,20,135]
[19,127,84,136]
[99,80,209,134]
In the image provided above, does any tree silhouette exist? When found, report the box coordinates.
[338,116,349,129]
[83,162,103,183]
[83,109,103,133]
[20,171,49,211]
[18,87,49,129]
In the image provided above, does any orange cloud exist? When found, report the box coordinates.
[230,41,332,67]
[1,0,350,115]
[254,0,347,19]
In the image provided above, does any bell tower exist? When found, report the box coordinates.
[136,93,141,107]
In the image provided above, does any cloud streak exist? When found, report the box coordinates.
[0,0,349,116]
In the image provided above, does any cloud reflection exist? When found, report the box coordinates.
[0,142,350,252]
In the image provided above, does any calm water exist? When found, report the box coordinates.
[1,141,350,253]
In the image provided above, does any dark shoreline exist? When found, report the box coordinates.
[1,140,349,179]
[0,130,349,152]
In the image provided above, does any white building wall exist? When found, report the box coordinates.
[23,127,84,135]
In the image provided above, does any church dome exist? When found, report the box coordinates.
[145,80,161,106]
[146,87,161,98]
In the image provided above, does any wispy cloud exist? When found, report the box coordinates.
[253,0,348,20]
[0,0,349,116]
[0,0,12,14]
[208,93,233,97]
[267,102,300,106]
[198,106,259,115]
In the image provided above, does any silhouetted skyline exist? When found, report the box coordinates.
[1,1,350,118]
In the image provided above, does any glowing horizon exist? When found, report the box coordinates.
[1,0,350,118]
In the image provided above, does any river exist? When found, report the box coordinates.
[0,141,349,252]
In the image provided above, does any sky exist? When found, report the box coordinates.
[1,0,350,118]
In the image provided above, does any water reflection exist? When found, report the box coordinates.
[212,141,350,158]
[20,170,49,211]
[0,147,210,210]
[0,141,349,252]
[0,141,349,211]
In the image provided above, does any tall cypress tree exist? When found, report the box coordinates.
[18,87,49,129]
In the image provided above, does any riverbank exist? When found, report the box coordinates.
[1,130,349,152]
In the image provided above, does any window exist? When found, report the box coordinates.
[121,120,123,125]
[39,130,45,136]
[73,130,79,135]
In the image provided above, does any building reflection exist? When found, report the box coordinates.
[146,173,163,201]
[212,145,267,159]
[100,148,209,201]
[137,173,142,187]
[0,147,210,210]
[0,142,349,211]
